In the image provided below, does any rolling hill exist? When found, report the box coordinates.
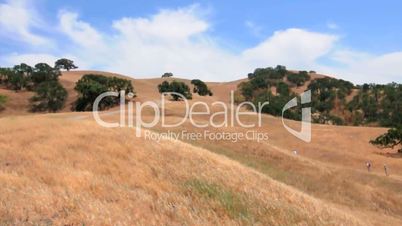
[0,70,329,117]
[1,70,401,225]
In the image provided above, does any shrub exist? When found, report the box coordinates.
[287,71,310,87]
[31,63,61,86]
[30,81,67,112]
[157,80,192,100]
[276,82,290,96]
[158,81,171,93]
[191,79,213,96]
[0,94,7,111]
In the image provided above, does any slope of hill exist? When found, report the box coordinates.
[0,115,363,225]
[1,70,401,225]
[0,70,327,117]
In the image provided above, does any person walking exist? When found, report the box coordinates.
[366,161,372,172]
[384,164,389,176]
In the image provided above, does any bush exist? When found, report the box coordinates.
[287,71,310,87]
[157,80,192,100]
[158,81,170,93]
[191,79,213,96]
[162,72,173,78]
[30,81,67,112]
[31,63,61,86]
[276,82,289,96]
[254,92,301,120]
[0,94,7,111]
[74,74,134,111]
[307,77,353,113]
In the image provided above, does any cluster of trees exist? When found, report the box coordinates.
[238,66,303,120]
[74,74,135,111]
[307,77,354,125]
[287,71,311,87]
[157,80,192,100]
[0,58,78,112]
[350,83,402,152]
[347,83,401,127]
[246,65,287,89]
[237,65,402,152]
[191,79,213,96]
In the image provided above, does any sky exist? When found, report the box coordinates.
[0,0,401,84]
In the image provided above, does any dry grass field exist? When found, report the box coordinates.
[0,71,401,225]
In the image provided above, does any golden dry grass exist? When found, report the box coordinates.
[0,115,364,225]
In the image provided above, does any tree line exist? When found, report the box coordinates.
[0,59,77,112]
[236,65,401,153]
[0,59,135,112]
[157,78,213,100]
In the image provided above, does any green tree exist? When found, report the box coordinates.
[287,71,310,87]
[191,79,213,96]
[0,94,7,111]
[161,72,173,78]
[31,63,61,86]
[30,81,67,112]
[158,81,171,93]
[74,74,134,111]
[370,127,402,153]
[157,80,192,100]
[276,82,290,96]
[170,80,192,100]
[55,58,78,71]
[8,71,27,91]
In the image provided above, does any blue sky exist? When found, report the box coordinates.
[0,0,401,83]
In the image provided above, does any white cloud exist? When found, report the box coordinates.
[0,0,49,45]
[113,5,208,42]
[58,10,105,49]
[1,3,401,84]
[242,28,338,70]
[54,8,341,81]
[323,51,402,84]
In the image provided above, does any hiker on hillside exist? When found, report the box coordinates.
[366,161,372,172]
[384,164,389,176]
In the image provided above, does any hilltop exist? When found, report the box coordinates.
[0,69,328,117]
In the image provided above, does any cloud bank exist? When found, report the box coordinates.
[0,0,401,84]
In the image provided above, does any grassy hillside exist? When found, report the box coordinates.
[1,70,401,225]
[0,115,363,225]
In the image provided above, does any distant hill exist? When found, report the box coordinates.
[1,68,400,130]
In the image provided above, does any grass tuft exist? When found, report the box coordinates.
[184,179,251,221]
